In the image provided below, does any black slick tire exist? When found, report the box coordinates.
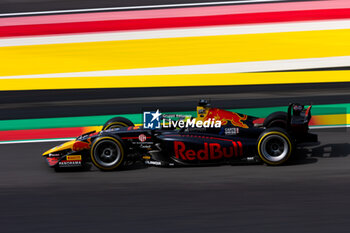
[263,111,288,129]
[102,117,134,130]
[90,137,125,171]
[257,128,293,165]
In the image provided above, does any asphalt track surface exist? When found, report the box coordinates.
[0,128,349,233]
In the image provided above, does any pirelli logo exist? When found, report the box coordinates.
[66,155,82,161]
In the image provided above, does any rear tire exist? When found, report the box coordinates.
[90,137,125,171]
[257,128,293,165]
[102,117,134,130]
[263,111,287,129]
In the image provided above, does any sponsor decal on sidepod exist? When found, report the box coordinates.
[72,140,91,151]
[203,108,248,128]
[174,141,242,161]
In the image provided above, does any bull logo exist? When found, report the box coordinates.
[72,139,91,151]
[203,108,248,128]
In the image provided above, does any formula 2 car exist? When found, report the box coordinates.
[42,100,317,171]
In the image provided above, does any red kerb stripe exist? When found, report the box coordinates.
[1,8,349,37]
[0,127,84,141]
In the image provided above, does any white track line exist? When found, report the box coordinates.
[2,19,350,47]
[0,0,288,17]
[310,125,350,129]
[0,138,74,144]
[0,56,349,79]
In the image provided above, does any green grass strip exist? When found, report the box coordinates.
[0,103,348,131]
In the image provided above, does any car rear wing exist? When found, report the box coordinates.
[287,103,312,130]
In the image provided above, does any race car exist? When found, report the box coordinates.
[42,100,318,171]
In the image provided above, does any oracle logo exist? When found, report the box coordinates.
[174,141,242,161]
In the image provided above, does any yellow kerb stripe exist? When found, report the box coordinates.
[312,114,350,126]
[0,71,349,90]
[1,29,350,76]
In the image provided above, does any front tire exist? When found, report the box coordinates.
[90,137,125,171]
[102,117,134,130]
[257,128,293,165]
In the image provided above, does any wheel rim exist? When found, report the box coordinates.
[261,135,289,162]
[93,140,121,167]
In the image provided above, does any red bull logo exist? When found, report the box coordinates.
[174,141,242,161]
[203,108,248,128]
[46,157,59,166]
[72,139,91,151]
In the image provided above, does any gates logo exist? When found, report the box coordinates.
[174,141,242,161]
[143,109,162,129]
